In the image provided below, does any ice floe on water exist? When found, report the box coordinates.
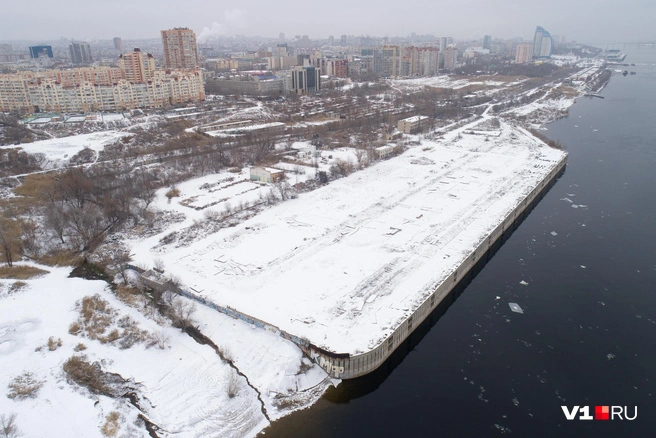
[509,303,524,313]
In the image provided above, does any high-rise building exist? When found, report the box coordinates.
[161,27,199,69]
[438,37,453,69]
[532,26,553,59]
[443,46,458,71]
[113,37,123,51]
[69,42,93,64]
[374,45,438,78]
[290,65,321,94]
[515,44,533,64]
[29,45,53,59]
[119,48,156,83]
[328,35,335,46]
[483,35,492,50]
[340,35,348,46]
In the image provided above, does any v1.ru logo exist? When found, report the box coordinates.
[561,406,638,420]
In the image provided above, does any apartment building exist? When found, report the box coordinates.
[0,68,204,113]
[119,48,156,83]
[515,43,533,64]
[443,46,458,71]
[161,28,199,69]
[374,46,438,78]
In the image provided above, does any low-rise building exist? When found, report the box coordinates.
[375,145,393,159]
[398,115,429,134]
[205,75,284,96]
[250,167,285,183]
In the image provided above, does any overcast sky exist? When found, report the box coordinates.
[1,0,654,43]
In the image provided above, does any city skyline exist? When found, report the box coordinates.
[1,0,655,43]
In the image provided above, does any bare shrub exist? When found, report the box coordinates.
[153,258,165,272]
[7,372,43,400]
[62,355,109,395]
[204,209,221,221]
[147,331,170,350]
[47,337,62,351]
[100,411,120,437]
[8,282,27,294]
[0,413,21,438]
[74,343,87,352]
[227,369,239,398]
[71,295,149,348]
[114,285,140,306]
[169,296,196,329]
[165,187,180,202]
[218,345,233,362]
[68,322,81,335]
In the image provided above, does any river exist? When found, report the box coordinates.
[263,45,656,437]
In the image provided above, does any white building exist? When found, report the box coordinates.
[398,115,429,134]
[250,167,285,183]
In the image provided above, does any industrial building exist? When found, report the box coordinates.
[398,115,429,134]
[249,167,285,183]
[205,74,286,96]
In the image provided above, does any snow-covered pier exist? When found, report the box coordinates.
[134,119,568,379]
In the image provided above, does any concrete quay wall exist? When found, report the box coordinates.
[308,152,568,379]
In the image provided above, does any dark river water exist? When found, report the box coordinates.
[264,46,656,437]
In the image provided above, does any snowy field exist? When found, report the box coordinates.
[1,131,128,168]
[0,266,331,438]
[131,117,566,355]
[391,76,506,91]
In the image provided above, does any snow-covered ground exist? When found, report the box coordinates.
[130,116,566,355]
[0,131,128,168]
[391,76,506,91]
[0,266,331,438]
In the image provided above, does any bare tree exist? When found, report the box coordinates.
[44,200,68,244]
[272,179,292,201]
[134,166,157,209]
[354,149,368,169]
[100,249,132,283]
[170,296,197,329]
[19,220,41,260]
[0,217,21,267]
[0,413,21,438]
